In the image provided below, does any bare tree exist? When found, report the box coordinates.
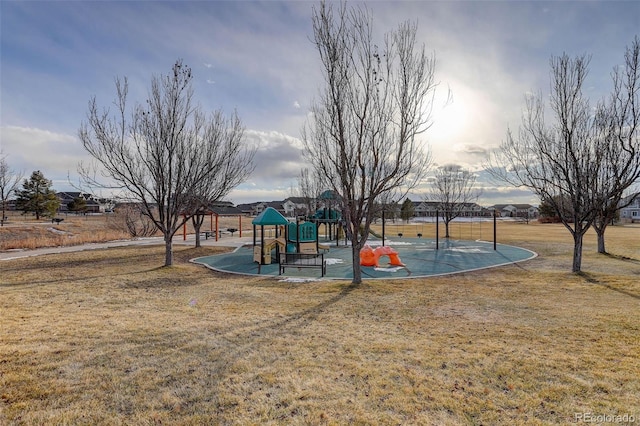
[0,152,23,226]
[296,168,324,216]
[591,37,640,253]
[189,118,255,248]
[428,164,481,238]
[108,202,158,238]
[302,1,436,284]
[79,60,254,266]
[487,54,605,273]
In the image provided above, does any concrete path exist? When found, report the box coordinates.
[0,234,252,261]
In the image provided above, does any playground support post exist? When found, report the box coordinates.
[382,210,386,246]
[436,212,439,250]
[493,209,497,250]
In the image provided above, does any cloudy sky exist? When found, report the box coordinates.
[1,1,638,206]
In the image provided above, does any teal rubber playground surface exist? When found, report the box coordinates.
[192,238,537,280]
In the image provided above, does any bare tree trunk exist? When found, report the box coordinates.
[572,233,584,273]
[192,214,205,248]
[352,246,362,285]
[596,231,606,254]
[444,220,451,238]
[165,236,173,267]
[592,216,609,254]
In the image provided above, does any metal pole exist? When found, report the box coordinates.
[382,209,386,246]
[436,211,439,250]
[493,209,497,250]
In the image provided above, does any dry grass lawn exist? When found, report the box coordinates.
[0,212,250,251]
[0,213,131,251]
[1,221,639,425]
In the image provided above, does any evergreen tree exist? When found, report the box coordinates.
[16,171,60,220]
[400,198,415,223]
[67,197,87,213]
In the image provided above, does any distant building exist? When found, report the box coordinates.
[282,197,309,217]
[56,191,102,213]
[248,201,286,216]
[236,203,257,216]
[489,204,538,219]
[619,194,640,223]
[3,199,18,211]
[413,200,489,218]
[238,194,335,218]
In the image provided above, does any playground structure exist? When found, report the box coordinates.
[194,236,537,280]
[359,245,405,268]
[194,201,533,279]
[310,207,343,243]
[252,207,329,268]
[287,221,320,254]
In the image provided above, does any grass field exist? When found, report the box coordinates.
[1,220,639,424]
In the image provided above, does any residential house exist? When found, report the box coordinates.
[413,200,488,218]
[282,197,310,217]
[236,203,257,216]
[619,194,640,223]
[251,201,287,216]
[57,191,102,213]
[490,204,538,219]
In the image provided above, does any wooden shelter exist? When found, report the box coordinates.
[182,203,244,242]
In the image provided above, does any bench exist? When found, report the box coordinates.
[279,252,326,277]
[202,229,225,239]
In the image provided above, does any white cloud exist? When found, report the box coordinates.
[243,129,307,180]
[3,0,637,206]
[0,126,87,178]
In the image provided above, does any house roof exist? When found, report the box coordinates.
[57,191,83,200]
[236,203,255,211]
[209,205,243,216]
[491,204,536,210]
[284,197,307,204]
[252,207,289,226]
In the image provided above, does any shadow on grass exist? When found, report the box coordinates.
[203,281,360,408]
[0,246,162,272]
[0,248,213,290]
[0,266,206,291]
[602,252,640,265]
[578,271,640,301]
